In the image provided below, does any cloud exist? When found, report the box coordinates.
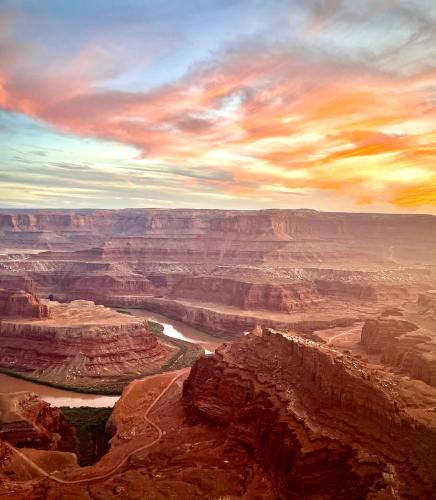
[0,1,435,211]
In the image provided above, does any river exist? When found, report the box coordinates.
[0,309,223,408]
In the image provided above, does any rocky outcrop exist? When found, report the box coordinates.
[0,299,178,392]
[184,329,436,499]
[0,289,49,319]
[163,275,322,312]
[418,290,436,312]
[361,318,436,387]
[0,392,75,451]
[135,296,357,337]
[63,274,156,303]
[361,318,419,353]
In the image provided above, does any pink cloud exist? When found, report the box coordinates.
[1,18,435,209]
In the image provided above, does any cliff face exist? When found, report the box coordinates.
[184,330,436,499]
[361,318,419,353]
[165,275,323,312]
[135,296,357,337]
[361,317,436,388]
[0,392,75,451]
[1,209,435,264]
[0,299,177,391]
[315,279,377,300]
[418,290,436,312]
[0,289,50,319]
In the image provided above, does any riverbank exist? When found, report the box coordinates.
[0,320,204,395]
[0,309,223,406]
[0,372,120,407]
[120,307,226,353]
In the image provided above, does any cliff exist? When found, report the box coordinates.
[0,209,434,334]
[1,208,435,264]
[0,289,50,319]
[0,299,179,392]
[361,318,419,353]
[361,317,436,388]
[184,329,436,499]
[0,392,75,451]
[135,296,358,337]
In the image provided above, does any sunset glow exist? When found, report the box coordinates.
[0,0,435,212]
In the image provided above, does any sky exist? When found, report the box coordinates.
[0,0,435,213]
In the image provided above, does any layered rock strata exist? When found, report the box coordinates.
[1,209,435,265]
[0,294,179,392]
[0,208,434,342]
[0,392,75,451]
[184,329,436,499]
[131,296,358,337]
[0,288,49,319]
[361,318,436,388]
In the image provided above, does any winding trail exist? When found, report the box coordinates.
[5,372,185,486]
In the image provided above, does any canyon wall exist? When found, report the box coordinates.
[0,209,434,337]
[164,275,323,312]
[361,294,436,387]
[0,289,49,319]
[184,329,436,499]
[1,209,435,264]
[0,294,179,392]
[0,392,75,452]
[132,296,357,337]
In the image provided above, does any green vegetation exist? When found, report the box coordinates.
[60,406,113,466]
[0,367,127,395]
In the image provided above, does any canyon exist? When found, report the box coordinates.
[0,208,435,499]
[1,329,435,498]
[1,209,434,340]
[0,289,203,393]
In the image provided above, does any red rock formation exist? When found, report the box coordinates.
[0,289,49,319]
[164,275,322,312]
[0,392,75,451]
[65,274,156,303]
[0,209,435,264]
[136,296,357,337]
[184,329,436,498]
[361,318,418,353]
[0,208,434,350]
[0,209,434,332]
[0,299,178,392]
[361,317,436,387]
[418,290,436,311]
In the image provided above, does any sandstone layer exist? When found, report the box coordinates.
[360,291,436,387]
[0,209,434,348]
[184,329,436,499]
[1,330,435,499]
[0,290,197,393]
[0,288,49,319]
[1,209,435,266]
[0,392,75,451]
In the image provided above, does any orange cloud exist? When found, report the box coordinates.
[390,179,436,207]
[1,26,435,211]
